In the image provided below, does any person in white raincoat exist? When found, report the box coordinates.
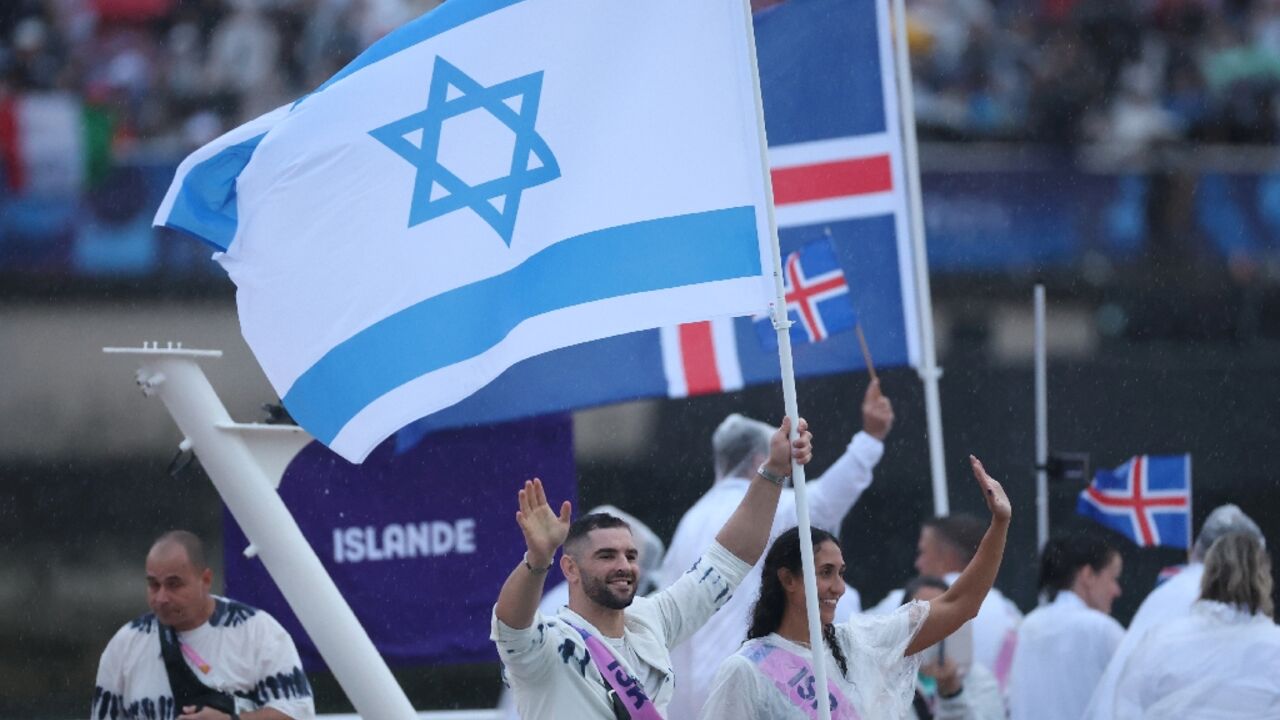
[900,577,1004,720]
[699,456,1011,720]
[1110,531,1280,718]
[1008,530,1124,720]
[1082,503,1265,720]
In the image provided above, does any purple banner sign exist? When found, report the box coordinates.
[223,414,575,668]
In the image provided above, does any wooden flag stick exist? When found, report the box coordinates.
[856,322,878,383]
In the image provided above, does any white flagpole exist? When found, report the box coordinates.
[738,2,831,718]
[1034,285,1049,551]
[887,0,950,515]
[104,344,418,720]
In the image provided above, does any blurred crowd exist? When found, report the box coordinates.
[4,0,1280,157]
[908,0,1280,149]
[763,0,1280,152]
[0,0,442,157]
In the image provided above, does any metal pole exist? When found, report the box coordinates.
[1034,286,1049,551]
[738,2,830,716]
[887,0,949,515]
[105,344,417,720]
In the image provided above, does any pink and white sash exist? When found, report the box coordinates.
[744,641,861,719]
[565,622,665,720]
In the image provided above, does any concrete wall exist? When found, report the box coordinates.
[1,301,275,459]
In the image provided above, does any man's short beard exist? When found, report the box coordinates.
[582,572,636,610]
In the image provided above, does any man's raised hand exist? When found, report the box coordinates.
[861,378,894,440]
[969,455,1012,523]
[516,478,571,566]
[765,416,813,478]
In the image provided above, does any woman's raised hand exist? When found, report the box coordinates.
[970,455,1011,523]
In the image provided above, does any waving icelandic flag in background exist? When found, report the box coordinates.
[1077,455,1192,549]
[155,0,776,462]
[751,237,857,351]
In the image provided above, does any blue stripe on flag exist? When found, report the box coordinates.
[307,0,528,101]
[285,206,762,443]
[163,132,268,251]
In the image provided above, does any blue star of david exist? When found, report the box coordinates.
[369,56,560,246]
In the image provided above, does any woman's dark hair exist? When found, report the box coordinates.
[747,526,849,678]
[1038,530,1119,601]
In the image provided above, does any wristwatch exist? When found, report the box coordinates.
[523,551,554,574]
[756,463,788,486]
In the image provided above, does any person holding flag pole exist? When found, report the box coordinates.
[699,457,1012,719]
[492,416,811,719]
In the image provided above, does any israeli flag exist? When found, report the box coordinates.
[155,0,777,462]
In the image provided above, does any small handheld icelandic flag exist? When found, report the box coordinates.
[752,237,857,350]
[1076,454,1192,549]
[154,0,776,462]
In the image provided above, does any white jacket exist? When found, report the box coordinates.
[1009,591,1123,720]
[492,542,750,720]
[1082,563,1203,720]
[1111,600,1280,719]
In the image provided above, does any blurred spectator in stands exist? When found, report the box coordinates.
[298,0,365,89]
[4,0,1280,160]
[1028,27,1106,145]
[1201,15,1280,143]
[9,15,64,90]
[1090,63,1183,160]
[206,0,285,124]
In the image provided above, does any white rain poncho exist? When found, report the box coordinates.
[699,600,929,720]
[1111,600,1280,719]
[1081,563,1203,720]
[1085,502,1266,720]
[1008,590,1123,720]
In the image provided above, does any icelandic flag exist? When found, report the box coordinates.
[154,1,776,462]
[752,237,857,350]
[660,0,921,398]
[1077,455,1192,549]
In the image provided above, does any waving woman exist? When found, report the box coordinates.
[699,456,1011,719]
